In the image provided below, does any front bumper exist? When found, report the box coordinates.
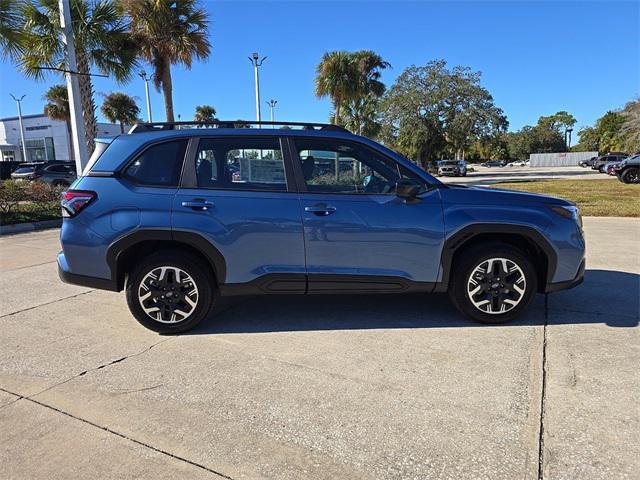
[57,252,118,291]
[544,259,585,293]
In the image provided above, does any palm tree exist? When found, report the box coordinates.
[315,51,359,125]
[341,94,382,139]
[100,92,140,133]
[122,0,211,123]
[0,0,25,60]
[352,50,390,98]
[19,0,137,154]
[43,84,73,160]
[194,104,217,125]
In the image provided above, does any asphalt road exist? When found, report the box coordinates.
[439,165,611,186]
[0,218,638,480]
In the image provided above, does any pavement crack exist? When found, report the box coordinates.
[0,387,233,479]
[537,294,549,480]
[0,290,94,319]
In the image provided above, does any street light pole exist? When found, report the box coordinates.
[567,127,573,150]
[9,94,28,162]
[248,52,267,122]
[266,99,277,126]
[139,71,153,122]
[58,0,89,173]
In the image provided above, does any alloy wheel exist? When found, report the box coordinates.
[138,266,199,323]
[467,258,526,314]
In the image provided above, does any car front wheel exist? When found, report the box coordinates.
[126,250,215,333]
[621,167,639,184]
[448,245,537,324]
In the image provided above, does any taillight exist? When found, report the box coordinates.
[61,190,96,217]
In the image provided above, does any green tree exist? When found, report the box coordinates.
[122,0,211,123]
[620,99,640,152]
[341,94,382,139]
[0,0,25,59]
[43,84,73,160]
[19,0,137,154]
[100,92,140,133]
[380,60,506,166]
[194,104,217,125]
[315,51,359,125]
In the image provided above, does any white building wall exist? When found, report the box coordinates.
[0,113,126,162]
[529,151,599,167]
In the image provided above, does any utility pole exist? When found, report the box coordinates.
[59,0,89,174]
[248,52,267,122]
[9,94,28,162]
[139,71,153,122]
[266,99,277,126]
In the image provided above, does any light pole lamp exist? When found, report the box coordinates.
[566,127,573,150]
[9,94,28,162]
[266,99,277,125]
[248,52,267,122]
[139,70,153,122]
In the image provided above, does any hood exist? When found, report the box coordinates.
[441,184,573,206]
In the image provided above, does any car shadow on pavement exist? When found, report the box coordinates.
[186,269,638,335]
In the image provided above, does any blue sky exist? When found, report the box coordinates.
[0,0,638,136]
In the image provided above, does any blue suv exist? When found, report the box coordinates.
[58,121,585,333]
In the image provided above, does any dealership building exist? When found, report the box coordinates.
[0,113,122,163]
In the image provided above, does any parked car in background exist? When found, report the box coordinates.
[10,162,77,187]
[507,160,529,167]
[481,160,506,167]
[605,161,623,175]
[438,160,467,176]
[58,119,585,333]
[615,154,640,184]
[579,156,597,168]
[592,153,629,173]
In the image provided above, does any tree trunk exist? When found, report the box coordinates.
[162,66,175,122]
[75,49,96,155]
[119,121,124,134]
[333,96,341,125]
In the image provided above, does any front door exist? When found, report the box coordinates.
[173,136,306,293]
[291,138,444,293]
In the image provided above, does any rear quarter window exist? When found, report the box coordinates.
[124,140,188,187]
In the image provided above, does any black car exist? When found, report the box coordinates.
[615,154,640,184]
[578,157,597,168]
[592,153,629,173]
[481,160,506,167]
[10,162,77,187]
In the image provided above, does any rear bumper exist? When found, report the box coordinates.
[544,259,585,293]
[57,252,118,291]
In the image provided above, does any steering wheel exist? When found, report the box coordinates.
[362,174,392,194]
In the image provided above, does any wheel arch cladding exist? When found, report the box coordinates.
[106,229,226,291]
[436,224,556,294]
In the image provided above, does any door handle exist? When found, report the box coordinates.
[182,199,214,211]
[304,204,337,216]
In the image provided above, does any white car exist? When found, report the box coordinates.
[507,160,527,167]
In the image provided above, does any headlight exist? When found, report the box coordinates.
[550,205,582,228]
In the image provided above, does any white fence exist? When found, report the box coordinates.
[529,151,598,167]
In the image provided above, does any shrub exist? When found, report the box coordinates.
[0,180,27,213]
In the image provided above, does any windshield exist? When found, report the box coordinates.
[13,166,36,174]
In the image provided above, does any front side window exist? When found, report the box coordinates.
[194,137,286,191]
[294,139,425,194]
[125,139,188,186]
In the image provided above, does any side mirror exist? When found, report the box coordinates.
[395,180,421,201]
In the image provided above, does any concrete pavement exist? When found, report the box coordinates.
[0,218,638,479]
[439,165,611,186]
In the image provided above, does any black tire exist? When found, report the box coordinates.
[598,165,606,173]
[448,244,537,324]
[125,250,215,333]
[621,167,640,184]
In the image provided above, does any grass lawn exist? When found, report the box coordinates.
[0,202,61,226]
[491,179,639,217]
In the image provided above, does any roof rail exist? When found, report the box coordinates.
[128,120,349,134]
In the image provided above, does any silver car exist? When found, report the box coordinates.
[11,162,77,187]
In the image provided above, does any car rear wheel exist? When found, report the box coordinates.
[126,250,215,333]
[621,167,639,184]
[448,245,537,324]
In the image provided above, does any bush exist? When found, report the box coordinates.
[0,180,27,213]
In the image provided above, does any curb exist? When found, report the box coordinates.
[0,219,62,236]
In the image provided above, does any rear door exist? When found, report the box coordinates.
[172,136,306,293]
[290,137,444,293]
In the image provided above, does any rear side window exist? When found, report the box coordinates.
[125,140,188,187]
